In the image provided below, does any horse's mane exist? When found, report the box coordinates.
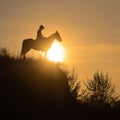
[47,32,56,39]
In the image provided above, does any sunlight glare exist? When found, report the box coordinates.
[47,41,65,62]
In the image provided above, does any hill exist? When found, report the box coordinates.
[0,51,120,120]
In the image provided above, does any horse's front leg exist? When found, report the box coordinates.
[44,52,47,60]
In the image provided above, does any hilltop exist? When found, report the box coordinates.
[0,49,120,120]
[0,53,75,119]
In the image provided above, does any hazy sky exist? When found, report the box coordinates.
[0,0,120,92]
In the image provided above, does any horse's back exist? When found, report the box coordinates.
[23,38,34,42]
[22,38,34,45]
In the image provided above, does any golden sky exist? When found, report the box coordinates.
[0,0,120,93]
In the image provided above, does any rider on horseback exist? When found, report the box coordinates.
[36,25,46,41]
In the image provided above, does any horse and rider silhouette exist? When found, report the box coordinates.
[21,25,62,59]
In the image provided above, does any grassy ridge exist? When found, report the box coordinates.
[0,55,73,119]
[0,50,120,120]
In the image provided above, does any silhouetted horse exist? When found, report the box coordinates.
[21,31,62,59]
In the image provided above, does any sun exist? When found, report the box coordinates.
[46,41,65,62]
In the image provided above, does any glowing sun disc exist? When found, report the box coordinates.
[47,41,65,62]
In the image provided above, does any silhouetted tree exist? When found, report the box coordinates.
[66,69,80,99]
[83,71,118,106]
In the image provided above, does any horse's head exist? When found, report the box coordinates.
[55,31,62,42]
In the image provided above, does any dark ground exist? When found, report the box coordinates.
[0,56,120,120]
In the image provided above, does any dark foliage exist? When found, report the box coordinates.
[83,72,119,105]
[0,49,120,120]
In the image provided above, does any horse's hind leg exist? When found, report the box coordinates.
[21,52,26,59]
[20,47,26,59]
[23,53,26,59]
[20,50,23,58]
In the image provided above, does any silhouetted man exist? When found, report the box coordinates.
[36,25,46,41]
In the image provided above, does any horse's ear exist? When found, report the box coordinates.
[56,31,58,33]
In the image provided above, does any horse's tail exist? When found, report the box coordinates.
[20,40,25,59]
[20,41,23,57]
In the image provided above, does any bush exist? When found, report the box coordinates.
[83,71,119,106]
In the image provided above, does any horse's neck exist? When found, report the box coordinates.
[48,33,56,42]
